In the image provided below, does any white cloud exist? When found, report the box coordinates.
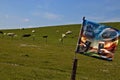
[86,16,106,22]
[43,12,63,20]
[104,17,120,22]
[5,15,9,19]
[86,16,120,22]
[23,18,30,22]
[36,5,43,9]
[32,12,42,16]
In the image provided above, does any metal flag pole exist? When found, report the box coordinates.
[70,17,85,80]
[70,54,78,80]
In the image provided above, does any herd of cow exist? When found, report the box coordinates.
[0,29,73,43]
[0,30,35,38]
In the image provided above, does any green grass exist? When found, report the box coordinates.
[0,23,120,80]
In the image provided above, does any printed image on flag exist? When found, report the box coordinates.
[76,19,120,61]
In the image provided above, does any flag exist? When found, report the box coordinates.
[76,19,120,61]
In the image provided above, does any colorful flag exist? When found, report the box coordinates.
[76,19,120,61]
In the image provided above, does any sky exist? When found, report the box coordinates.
[0,0,120,29]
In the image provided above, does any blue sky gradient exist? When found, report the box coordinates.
[0,0,120,29]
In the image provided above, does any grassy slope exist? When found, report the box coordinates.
[0,23,120,80]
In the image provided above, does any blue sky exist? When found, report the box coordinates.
[0,0,120,29]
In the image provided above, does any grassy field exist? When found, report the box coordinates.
[0,22,120,80]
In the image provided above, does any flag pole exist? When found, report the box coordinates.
[70,54,78,80]
[70,17,85,80]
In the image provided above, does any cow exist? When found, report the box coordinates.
[22,34,31,37]
[66,30,72,35]
[7,33,16,37]
[0,31,3,34]
[62,34,66,38]
[32,30,35,33]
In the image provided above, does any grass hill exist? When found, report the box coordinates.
[0,22,120,80]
